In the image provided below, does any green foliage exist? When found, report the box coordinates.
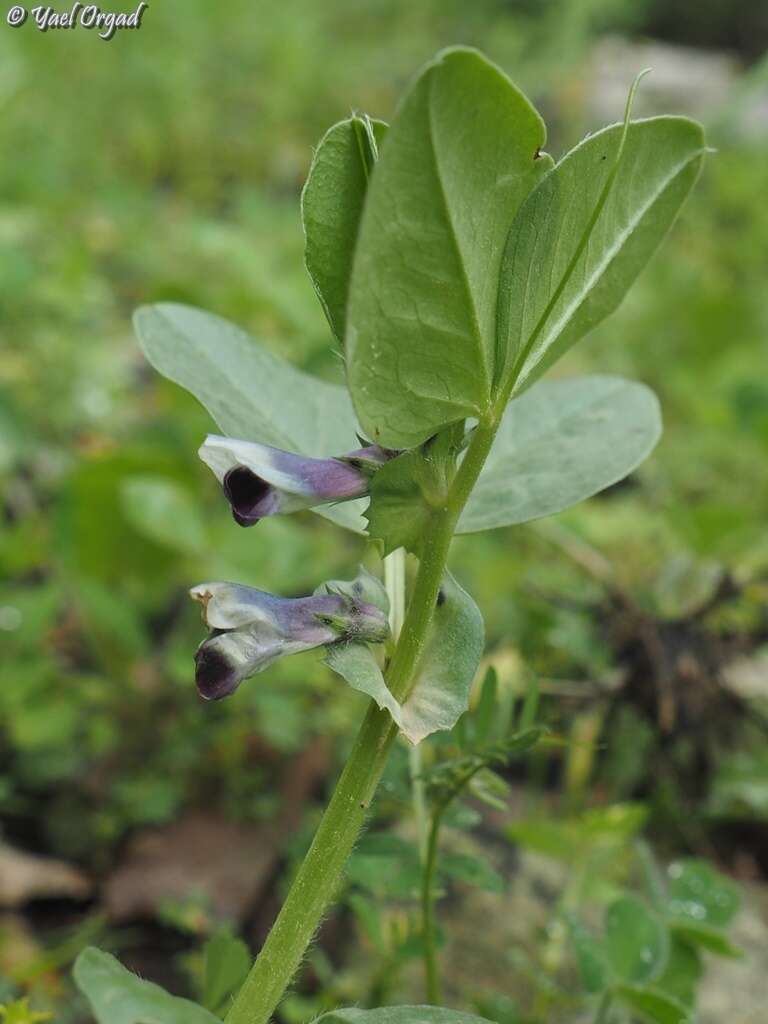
[565,853,742,1022]
[312,1009,493,1024]
[458,375,661,533]
[201,929,252,1016]
[73,948,221,1024]
[302,116,387,342]
[2,5,762,1021]
[134,303,366,532]
[326,573,484,744]
[0,1001,51,1023]
[346,47,551,448]
[666,858,740,929]
[498,116,706,395]
[604,896,669,984]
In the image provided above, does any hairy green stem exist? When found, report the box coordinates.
[224,423,497,1024]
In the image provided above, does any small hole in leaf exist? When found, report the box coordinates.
[436,589,446,607]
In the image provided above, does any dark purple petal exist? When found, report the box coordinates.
[223,467,280,526]
[195,643,241,701]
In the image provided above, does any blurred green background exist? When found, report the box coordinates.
[1,0,767,1020]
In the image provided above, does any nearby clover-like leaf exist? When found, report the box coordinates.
[312,1007,493,1024]
[134,303,367,532]
[616,984,690,1024]
[458,375,661,534]
[605,896,669,985]
[566,915,611,994]
[326,573,483,744]
[498,116,706,396]
[346,46,552,449]
[302,115,387,342]
[73,948,221,1024]
[670,921,741,959]
[666,858,740,929]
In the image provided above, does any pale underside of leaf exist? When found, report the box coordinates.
[326,573,483,744]
[133,302,368,532]
[459,375,661,534]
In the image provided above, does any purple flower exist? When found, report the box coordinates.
[198,435,393,526]
[190,575,389,700]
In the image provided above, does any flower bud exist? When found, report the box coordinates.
[190,577,389,700]
[198,435,393,526]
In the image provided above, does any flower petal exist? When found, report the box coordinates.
[199,435,374,525]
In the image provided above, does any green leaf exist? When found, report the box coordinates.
[670,921,741,958]
[498,116,706,395]
[401,572,484,744]
[440,852,504,893]
[120,475,207,553]
[366,423,467,554]
[346,46,552,449]
[616,984,691,1024]
[458,375,661,534]
[605,896,669,985]
[324,641,402,724]
[134,303,366,533]
[326,573,483,744]
[654,937,702,1010]
[666,858,740,929]
[202,929,251,1015]
[0,1000,51,1023]
[302,116,387,342]
[73,948,221,1024]
[364,449,435,555]
[311,1008,494,1024]
[565,915,611,994]
[472,667,499,747]
[506,803,647,860]
[424,728,543,808]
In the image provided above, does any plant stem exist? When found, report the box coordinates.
[421,803,445,1004]
[224,422,497,1024]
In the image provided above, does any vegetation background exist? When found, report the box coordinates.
[1,0,767,1020]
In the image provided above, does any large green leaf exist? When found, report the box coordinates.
[134,303,367,532]
[498,116,706,395]
[73,948,221,1024]
[302,116,387,342]
[312,1008,493,1024]
[458,375,661,533]
[346,46,552,449]
[326,572,483,744]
